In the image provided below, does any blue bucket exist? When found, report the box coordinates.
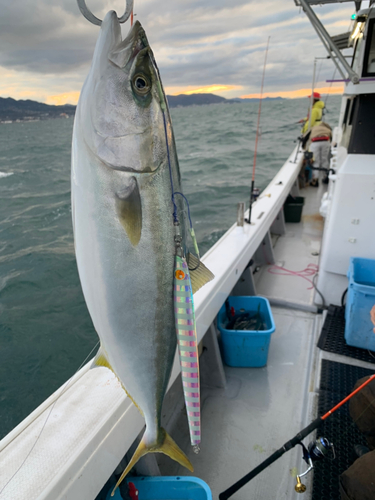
[345,257,375,351]
[109,477,212,500]
[217,296,275,367]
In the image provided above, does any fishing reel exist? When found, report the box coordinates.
[295,437,335,493]
[252,187,260,201]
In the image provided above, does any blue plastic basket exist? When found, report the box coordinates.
[217,296,276,367]
[109,477,212,500]
[345,257,375,351]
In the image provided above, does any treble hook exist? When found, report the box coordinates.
[77,0,134,26]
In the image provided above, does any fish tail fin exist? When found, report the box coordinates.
[111,428,193,496]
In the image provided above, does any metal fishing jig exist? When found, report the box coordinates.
[77,0,134,26]
[173,223,201,452]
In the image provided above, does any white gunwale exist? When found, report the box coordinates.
[0,148,304,500]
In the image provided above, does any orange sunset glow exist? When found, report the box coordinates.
[174,85,243,96]
[35,85,345,106]
[46,92,81,106]
[241,85,344,100]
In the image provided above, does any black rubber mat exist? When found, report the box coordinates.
[311,360,375,500]
[317,305,375,364]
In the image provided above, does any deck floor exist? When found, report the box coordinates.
[163,186,327,498]
[148,184,374,500]
[255,185,326,308]
[170,308,319,500]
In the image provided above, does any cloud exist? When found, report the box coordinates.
[0,0,356,103]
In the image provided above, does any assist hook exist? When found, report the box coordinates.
[77,0,134,26]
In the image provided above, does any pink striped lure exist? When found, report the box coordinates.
[174,255,201,451]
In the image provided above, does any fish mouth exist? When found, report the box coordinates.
[100,12,148,57]
[112,19,149,63]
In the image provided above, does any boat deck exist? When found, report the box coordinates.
[169,307,320,500]
[3,161,373,500]
[160,185,324,500]
[155,184,374,500]
[255,184,325,310]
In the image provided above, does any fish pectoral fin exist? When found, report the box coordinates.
[111,428,193,497]
[187,253,215,295]
[115,176,142,247]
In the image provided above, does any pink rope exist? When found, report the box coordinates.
[267,263,319,289]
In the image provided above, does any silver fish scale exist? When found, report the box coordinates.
[72,13,186,445]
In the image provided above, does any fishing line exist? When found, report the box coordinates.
[0,340,100,497]
[173,192,200,270]
[174,192,193,228]
[161,110,179,224]
[325,67,337,112]
[246,36,270,224]
[315,58,323,86]
[159,99,201,267]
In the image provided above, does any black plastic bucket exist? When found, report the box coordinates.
[283,195,305,223]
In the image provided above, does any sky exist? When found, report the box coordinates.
[0,0,363,104]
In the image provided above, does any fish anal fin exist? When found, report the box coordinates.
[93,349,115,372]
[188,253,215,295]
[93,348,144,417]
[111,428,193,496]
[115,176,142,247]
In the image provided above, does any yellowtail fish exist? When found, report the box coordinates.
[71,11,213,493]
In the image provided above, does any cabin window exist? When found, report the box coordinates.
[348,97,357,125]
[342,99,351,127]
[363,19,375,76]
[348,94,375,154]
[352,34,364,73]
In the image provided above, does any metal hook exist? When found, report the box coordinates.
[77,0,134,26]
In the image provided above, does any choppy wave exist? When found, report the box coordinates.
[0,97,342,440]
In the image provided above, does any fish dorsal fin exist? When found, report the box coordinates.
[115,176,142,247]
[187,253,215,295]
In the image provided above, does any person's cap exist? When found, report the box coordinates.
[308,92,321,99]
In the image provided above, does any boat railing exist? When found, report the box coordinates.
[0,147,304,500]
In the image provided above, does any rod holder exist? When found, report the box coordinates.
[237,203,245,226]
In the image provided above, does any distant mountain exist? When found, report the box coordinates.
[167,93,227,107]
[240,97,284,101]
[0,93,285,121]
[0,97,75,121]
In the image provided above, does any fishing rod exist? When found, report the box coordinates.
[245,36,270,224]
[293,58,317,164]
[219,373,375,500]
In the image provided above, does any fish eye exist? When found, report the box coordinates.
[133,74,151,95]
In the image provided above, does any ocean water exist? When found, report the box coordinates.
[0,96,341,439]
